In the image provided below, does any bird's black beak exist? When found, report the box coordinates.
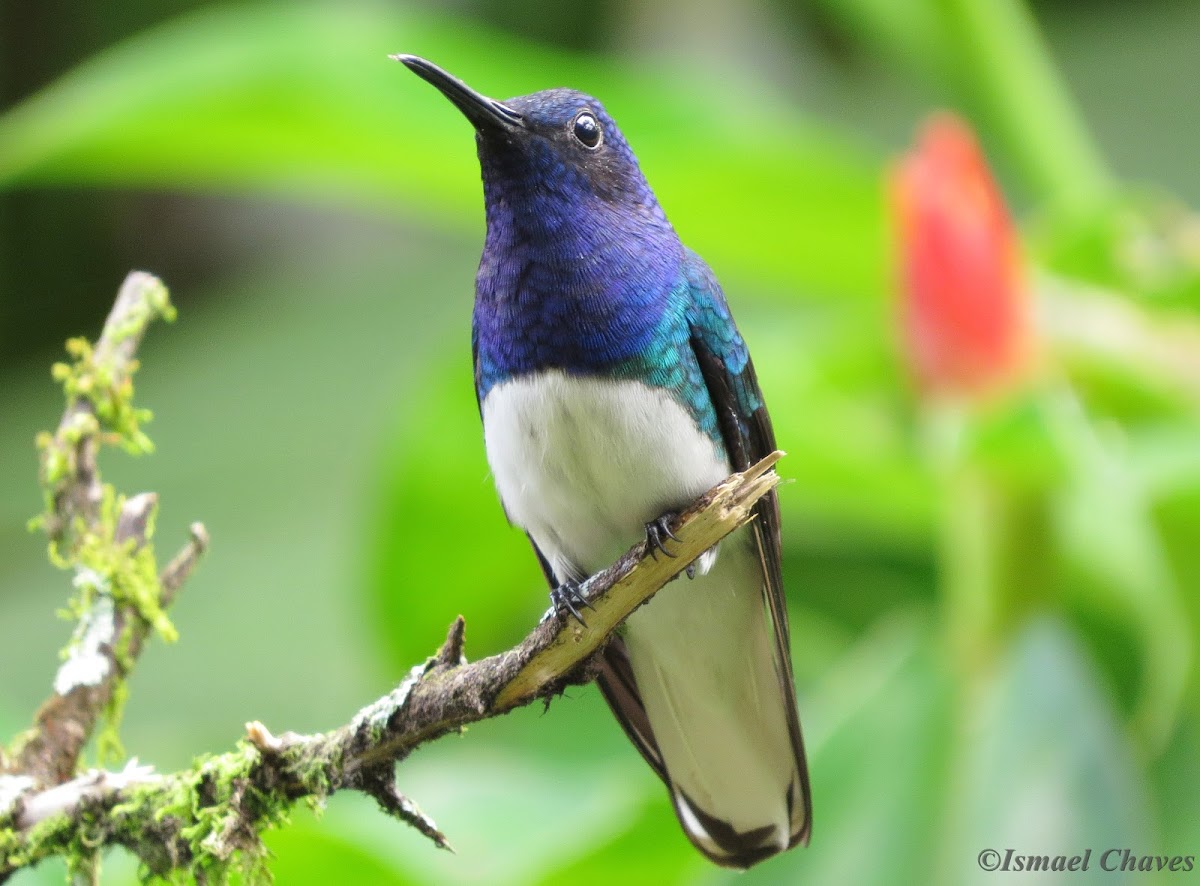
[393,55,523,133]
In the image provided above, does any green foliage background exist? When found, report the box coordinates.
[2,1,1199,883]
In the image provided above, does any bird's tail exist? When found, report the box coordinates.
[602,533,810,868]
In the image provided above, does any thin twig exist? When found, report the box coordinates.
[160,522,210,605]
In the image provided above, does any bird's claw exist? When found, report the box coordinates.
[548,581,593,626]
[644,512,681,560]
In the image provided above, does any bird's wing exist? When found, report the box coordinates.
[594,635,668,780]
[472,329,485,419]
[681,250,812,848]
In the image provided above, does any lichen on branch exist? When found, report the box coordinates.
[3,271,204,794]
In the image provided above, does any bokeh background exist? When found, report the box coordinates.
[3,0,1200,883]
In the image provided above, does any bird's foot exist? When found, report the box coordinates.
[545,580,593,627]
[644,512,681,560]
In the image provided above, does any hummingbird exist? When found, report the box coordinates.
[398,55,811,868]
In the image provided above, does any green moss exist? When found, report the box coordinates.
[2,809,73,872]
[102,745,293,883]
[111,276,176,342]
[33,280,176,541]
[21,278,183,780]
[55,487,178,650]
[1,826,17,868]
[281,740,340,802]
[38,310,180,642]
[98,680,130,765]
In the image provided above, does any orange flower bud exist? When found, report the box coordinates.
[890,114,1033,398]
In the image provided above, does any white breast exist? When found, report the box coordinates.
[481,370,802,851]
[480,370,731,580]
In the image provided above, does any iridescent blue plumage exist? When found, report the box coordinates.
[476,250,759,447]
[473,90,681,391]
[469,89,760,446]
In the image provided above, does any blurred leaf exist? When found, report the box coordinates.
[1036,270,1200,425]
[957,391,1070,492]
[1130,425,1200,499]
[1153,711,1200,851]
[917,385,1192,752]
[0,1,885,302]
[1047,391,1191,749]
[947,619,1152,885]
[746,314,936,545]
[1154,488,1200,669]
[809,0,955,84]
[4,860,70,886]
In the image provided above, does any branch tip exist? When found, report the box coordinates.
[115,492,158,544]
[160,522,209,603]
[244,721,281,754]
[436,616,467,667]
[189,521,210,553]
[743,449,784,480]
[364,774,452,852]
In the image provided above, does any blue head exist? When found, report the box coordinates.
[399,56,686,389]
[398,57,677,250]
[473,88,671,244]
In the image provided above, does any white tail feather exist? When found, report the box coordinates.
[621,532,798,851]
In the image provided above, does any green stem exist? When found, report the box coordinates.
[932,435,997,886]
[938,0,1113,214]
[941,465,1000,673]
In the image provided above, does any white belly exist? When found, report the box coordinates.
[480,370,730,580]
[481,369,801,850]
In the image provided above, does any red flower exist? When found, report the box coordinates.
[890,114,1033,398]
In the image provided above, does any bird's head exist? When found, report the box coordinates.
[397,56,667,231]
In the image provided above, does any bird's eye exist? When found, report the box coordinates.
[572,111,602,149]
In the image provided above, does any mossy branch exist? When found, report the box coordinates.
[2,270,204,791]
[0,269,783,882]
[3,455,781,879]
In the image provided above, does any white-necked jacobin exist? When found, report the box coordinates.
[398,56,811,869]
